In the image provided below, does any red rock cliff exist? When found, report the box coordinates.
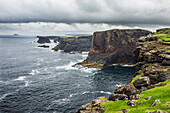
[79,29,151,69]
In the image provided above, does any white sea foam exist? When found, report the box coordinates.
[53,98,70,104]
[112,64,135,67]
[29,69,40,75]
[15,76,26,81]
[116,83,122,87]
[25,81,29,87]
[0,93,13,101]
[14,76,29,87]
[69,90,111,98]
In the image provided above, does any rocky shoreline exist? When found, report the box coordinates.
[76,28,170,113]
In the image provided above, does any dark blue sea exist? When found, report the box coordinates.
[0,36,135,113]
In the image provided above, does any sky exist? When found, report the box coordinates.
[0,0,170,35]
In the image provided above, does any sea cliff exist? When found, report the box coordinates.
[76,28,170,113]
[77,29,151,69]
[52,35,92,52]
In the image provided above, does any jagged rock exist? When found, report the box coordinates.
[145,96,152,100]
[37,36,50,43]
[162,59,170,65]
[127,100,135,106]
[76,97,106,113]
[108,94,128,101]
[148,110,167,113]
[129,94,140,100]
[92,98,107,107]
[114,84,139,97]
[150,99,161,107]
[38,45,49,48]
[122,109,128,113]
[133,76,151,88]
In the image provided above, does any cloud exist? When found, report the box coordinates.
[0,22,170,35]
[0,0,170,24]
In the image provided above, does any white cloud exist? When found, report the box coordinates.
[0,22,170,36]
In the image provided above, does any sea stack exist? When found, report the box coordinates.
[37,36,51,43]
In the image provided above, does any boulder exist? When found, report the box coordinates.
[133,76,151,88]
[108,94,128,101]
[127,100,135,106]
[148,110,167,113]
[76,97,106,113]
[114,84,139,97]
[150,99,160,107]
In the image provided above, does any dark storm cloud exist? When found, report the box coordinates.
[0,0,170,24]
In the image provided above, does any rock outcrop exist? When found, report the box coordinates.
[52,35,92,52]
[37,45,49,48]
[76,28,170,113]
[78,29,151,69]
[37,36,51,43]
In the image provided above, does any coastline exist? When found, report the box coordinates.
[76,28,170,113]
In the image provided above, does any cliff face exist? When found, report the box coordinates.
[52,36,92,52]
[76,28,170,113]
[79,29,151,69]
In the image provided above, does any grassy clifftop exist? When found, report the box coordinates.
[101,80,170,113]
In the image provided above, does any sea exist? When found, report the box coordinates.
[0,36,135,113]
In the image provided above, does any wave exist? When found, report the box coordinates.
[15,76,26,81]
[0,93,13,101]
[115,83,122,88]
[29,69,40,75]
[69,90,111,98]
[112,64,135,67]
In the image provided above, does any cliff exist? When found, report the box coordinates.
[78,29,151,69]
[76,28,170,113]
[52,35,92,52]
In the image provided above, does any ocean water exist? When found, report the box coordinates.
[0,37,135,113]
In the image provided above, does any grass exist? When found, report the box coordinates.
[152,66,156,69]
[101,80,170,113]
[165,50,170,53]
[154,33,170,42]
[78,61,104,69]
[60,36,73,38]
[162,68,170,71]
[165,28,170,32]
[131,73,144,84]
[144,44,148,48]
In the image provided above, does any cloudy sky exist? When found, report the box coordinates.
[0,0,170,35]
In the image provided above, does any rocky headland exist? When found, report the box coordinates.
[52,35,92,52]
[76,28,170,113]
[77,29,151,69]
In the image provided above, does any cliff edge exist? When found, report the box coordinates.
[78,29,151,69]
